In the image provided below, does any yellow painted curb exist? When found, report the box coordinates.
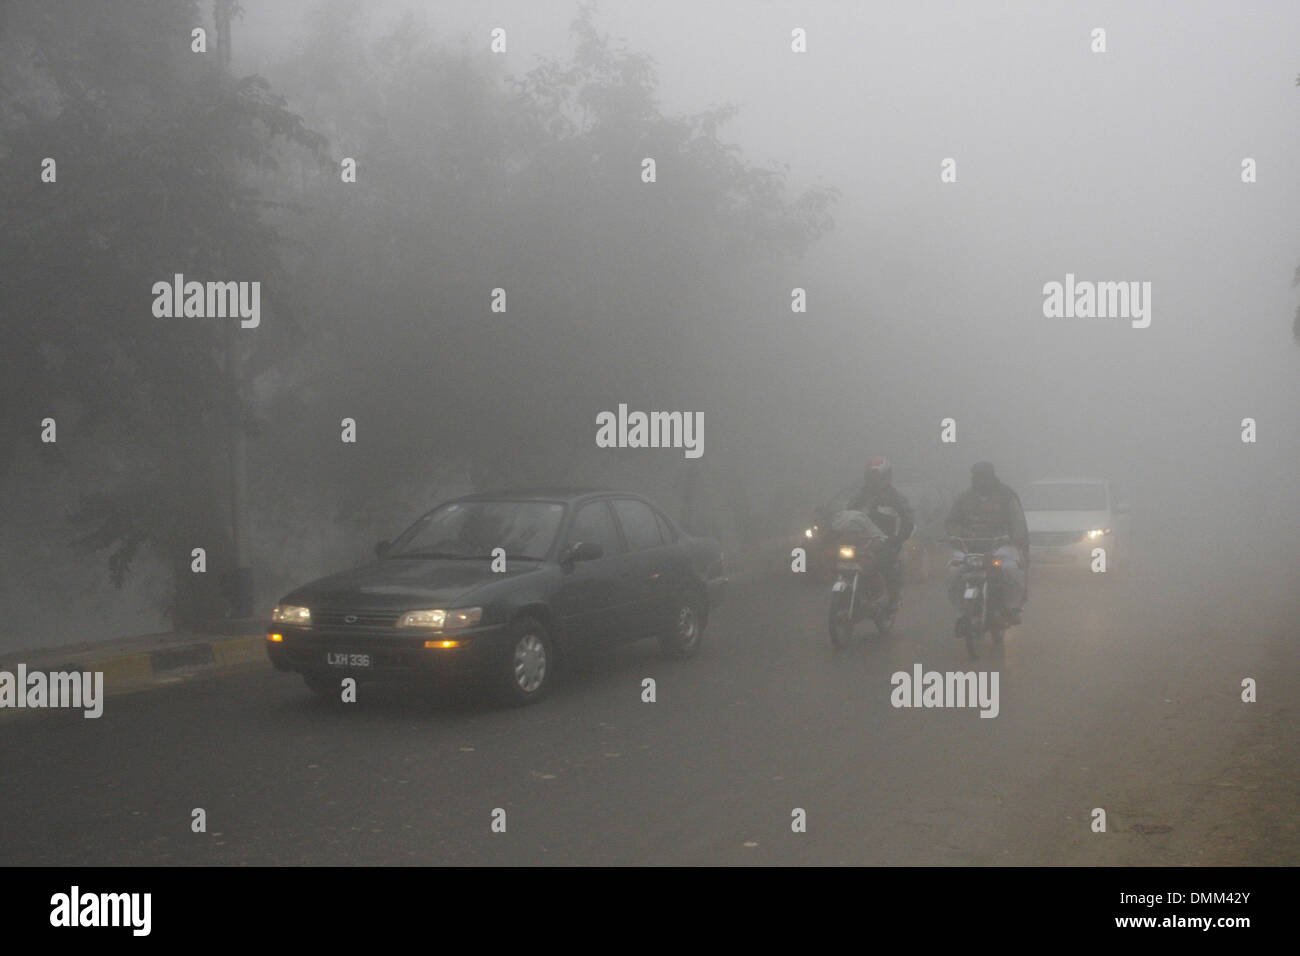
[98,653,155,686]
[211,635,267,669]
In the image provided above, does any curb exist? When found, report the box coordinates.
[0,633,269,703]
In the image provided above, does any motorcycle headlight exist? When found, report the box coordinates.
[804,527,816,539]
[271,605,311,625]
[838,545,856,560]
[964,554,985,568]
[396,607,483,629]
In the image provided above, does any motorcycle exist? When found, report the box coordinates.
[827,511,894,647]
[949,535,1012,658]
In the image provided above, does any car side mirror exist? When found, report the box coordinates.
[566,541,603,563]
[375,539,391,557]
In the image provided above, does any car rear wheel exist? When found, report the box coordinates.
[659,593,705,659]
[499,617,554,706]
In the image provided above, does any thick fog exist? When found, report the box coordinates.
[2,0,1297,648]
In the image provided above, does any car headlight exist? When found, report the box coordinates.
[1084,528,1111,540]
[804,527,816,539]
[272,605,311,625]
[838,545,856,559]
[396,607,483,629]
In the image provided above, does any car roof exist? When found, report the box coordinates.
[1028,477,1107,485]
[452,487,640,504]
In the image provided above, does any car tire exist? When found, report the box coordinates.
[498,617,554,706]
[659,591,705,659]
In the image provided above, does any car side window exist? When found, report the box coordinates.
[567,501,622,556]
[652,509,676,543]
[612,499,663,552]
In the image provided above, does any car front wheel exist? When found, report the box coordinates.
[499,617,554,706]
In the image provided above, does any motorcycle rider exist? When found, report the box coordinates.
[944,461,1029,626]
[847,457,914,619]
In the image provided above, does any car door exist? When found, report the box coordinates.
[552,500,628,647]
[609,498,680,637]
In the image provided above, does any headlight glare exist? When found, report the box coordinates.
[397,607,483,629]
[272,605,311,625]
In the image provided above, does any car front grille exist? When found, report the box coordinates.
[313,610,400,629]
[1030,531,1083,547]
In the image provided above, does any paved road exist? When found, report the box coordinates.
[2,563,1296,865]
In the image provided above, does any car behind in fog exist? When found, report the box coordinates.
[1023,478,1131,571]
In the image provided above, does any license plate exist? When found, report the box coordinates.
[831,581,847,592]
[327,652,371,668]
[964,586,978,599]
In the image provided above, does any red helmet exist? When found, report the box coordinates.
[865,457,892,485]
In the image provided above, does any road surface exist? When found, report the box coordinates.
[2,563,1295,865]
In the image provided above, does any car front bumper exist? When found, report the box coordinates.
[1029,538,1107,568]
[265,621,513,683]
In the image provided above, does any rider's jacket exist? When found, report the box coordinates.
[945,483,1029,548]
[848,483,915,543]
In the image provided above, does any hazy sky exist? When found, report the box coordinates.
[238,0,1300,538]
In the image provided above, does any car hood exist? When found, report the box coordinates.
[283,558,542,610]
[1024,509,1111,533]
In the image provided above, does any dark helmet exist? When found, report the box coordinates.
[864,457,892,488]
[971,461,998,495]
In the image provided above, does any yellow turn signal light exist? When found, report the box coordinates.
[266,633,284,642]
[424,639,463,649]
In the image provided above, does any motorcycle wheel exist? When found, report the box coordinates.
[828,593,853,648]
[963,615,981,659]
[874,606,894,637]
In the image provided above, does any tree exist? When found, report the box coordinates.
[0,0,325,626]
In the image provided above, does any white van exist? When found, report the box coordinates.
[1022,478,1131,571]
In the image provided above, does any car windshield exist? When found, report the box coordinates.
[1023,483,1108,511]
[388,500,565,560]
